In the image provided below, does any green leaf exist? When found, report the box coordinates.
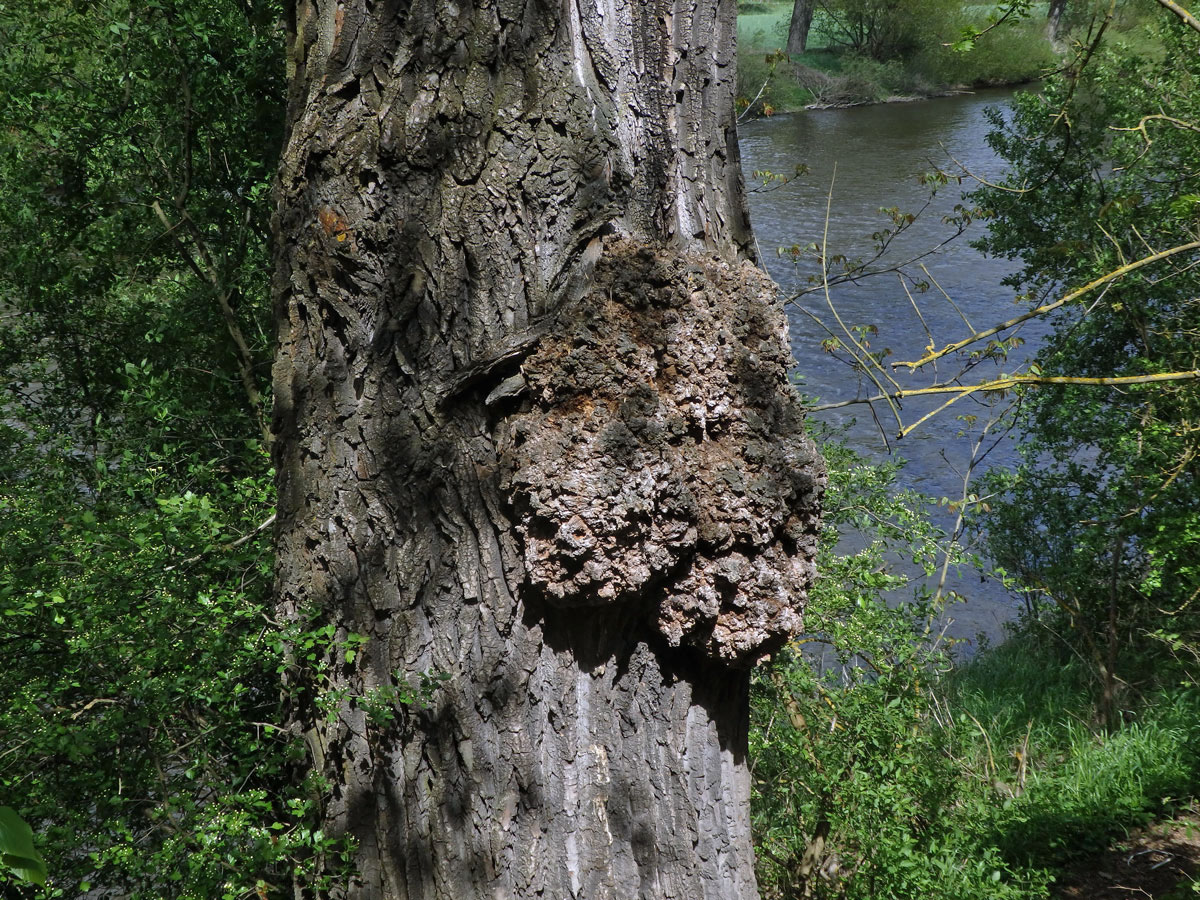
[0,807,47,886]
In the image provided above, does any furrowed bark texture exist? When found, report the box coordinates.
[271,1,824,898]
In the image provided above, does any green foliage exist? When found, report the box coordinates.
[0,1,327,896]
[813,0,963,61]
[738,48,815,116]
[947,632,1200,869]
[972,19,1200,715]
[0,807,47,888]
[0,407,311,898]
[988,689,1200,864]
[793,55,938,105]
[736,1,1054,114]
[751,424,1200,898]
[750,431,1041,899]
[914,11,1055,86]
[0,0,281,436]
[747,10,1200,899]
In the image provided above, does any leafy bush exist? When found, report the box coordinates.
[915,14,1056,86]
[0,2,339,896]
[750,432,1041,899]
[750,423,1200,898]
[973,20,1200,723]
[739,50,818,115]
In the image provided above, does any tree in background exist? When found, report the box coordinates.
[1047,0,1069,43]
[788,0,817,54]
[271,0,824,896]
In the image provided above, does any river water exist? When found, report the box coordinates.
[739,89,1048,646]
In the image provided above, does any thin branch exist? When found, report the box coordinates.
[892,240,1200,371]
[152,201,271,445]
[785,194,968,301]
[737,52,783,122]
[933,414,1001,606]
[900,274,936,364]
[1111,113,1200,163]
[164,513,276,573]
[1152,0,1200,32]
[921,262,974,334]
[806,367,1200,417]
[897,370,1200,438]
[944,0,1028,47]
[817,165,905,427]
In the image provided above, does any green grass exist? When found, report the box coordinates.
[738,8,790,50]
[946,633,1200,870]
[752,616,1200,898]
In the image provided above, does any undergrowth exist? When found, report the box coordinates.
[750,433,1200,899]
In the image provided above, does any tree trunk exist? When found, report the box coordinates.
[271,2,824,898]
[1047,0,1068,44]
[788,0,816,55]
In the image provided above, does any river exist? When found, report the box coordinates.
[739,89,1048,647]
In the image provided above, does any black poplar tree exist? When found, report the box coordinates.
[271,2,824,897]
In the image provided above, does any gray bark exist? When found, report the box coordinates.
[1047,0,1068,44]
[271,1,825,898]
[787,0,816,55]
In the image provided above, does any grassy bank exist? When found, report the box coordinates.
[950,633,1200,869]
[736,1,1056,113]
[749,430,1200,899]
[752,616,1200,899]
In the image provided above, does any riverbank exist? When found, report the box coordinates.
[797,81,1033,111]
[736,3,1055,115]
[741,25,1200,897]
[752,533,1200,900]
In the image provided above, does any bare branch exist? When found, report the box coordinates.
[817,165,905,428]
[892,240,1200,371]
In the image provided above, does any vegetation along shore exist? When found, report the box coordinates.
[1,1,1197,898]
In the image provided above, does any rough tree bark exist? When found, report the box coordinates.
[788,0,816,55]
[271,1,824,898]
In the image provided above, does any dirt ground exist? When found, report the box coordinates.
[1055,808,1200,899]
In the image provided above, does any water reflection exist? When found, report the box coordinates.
[739,89,1046,645]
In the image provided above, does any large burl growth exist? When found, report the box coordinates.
[503,238,822,665]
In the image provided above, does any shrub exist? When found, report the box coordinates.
[813,0,961,61]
